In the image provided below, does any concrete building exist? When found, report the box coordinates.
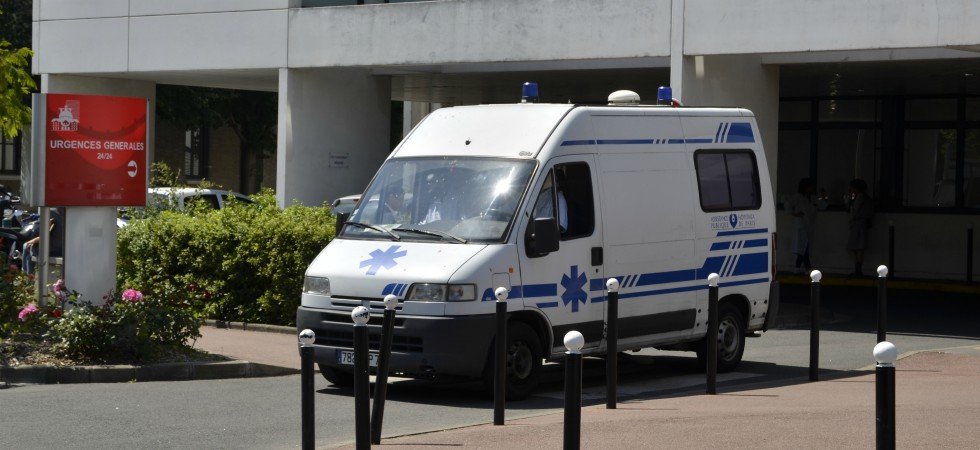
[29,0,980,297]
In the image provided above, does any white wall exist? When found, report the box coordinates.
[685,0,980,56]
[40,74,156,304]
[276,68,391,207]
[288,0,671,68]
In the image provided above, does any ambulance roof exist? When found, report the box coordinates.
[391,103,754,159]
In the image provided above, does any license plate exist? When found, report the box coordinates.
[336,349,379,367]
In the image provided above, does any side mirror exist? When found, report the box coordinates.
[526,217,560,257]
[335,212,351,236]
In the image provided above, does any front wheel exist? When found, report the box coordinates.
[484,322,543,400]
[318,363,353,386]
[696,302,746,373]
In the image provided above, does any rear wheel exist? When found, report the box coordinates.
[318,363,353,386]
[696,302,746,373]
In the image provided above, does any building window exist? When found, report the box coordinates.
[0,134,20,176]
[184,128,209,180]
[779,95,980,212]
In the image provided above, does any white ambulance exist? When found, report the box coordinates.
[298,86,779,399]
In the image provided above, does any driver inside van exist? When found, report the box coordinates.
[381,186,407,224]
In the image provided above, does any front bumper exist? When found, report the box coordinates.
[296,306,495,379]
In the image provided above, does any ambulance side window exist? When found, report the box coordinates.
[554,162,595,240]
[694,150,761,212]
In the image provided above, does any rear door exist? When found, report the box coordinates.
[517,155,605,355]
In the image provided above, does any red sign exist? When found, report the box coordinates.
[44,93,148,206]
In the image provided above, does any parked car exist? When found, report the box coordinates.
[331,194,361,216]
[148,187,254,210]
[118,188,254,227]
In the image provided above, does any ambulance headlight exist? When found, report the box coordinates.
[406,284,476,302]
[303,276,331,296]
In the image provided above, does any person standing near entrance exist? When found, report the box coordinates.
[846,179,874,276]
[786,178,818,274]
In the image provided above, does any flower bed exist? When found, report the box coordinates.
[1,269,207,366]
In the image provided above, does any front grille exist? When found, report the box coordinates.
[317,330,423,353]
[318,311,406,327]
[330,295,405,312]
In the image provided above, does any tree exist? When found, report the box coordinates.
[156,85,276,194]
[0,3,35,139]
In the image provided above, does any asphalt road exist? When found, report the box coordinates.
[1,286,977,449]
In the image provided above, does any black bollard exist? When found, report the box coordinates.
[493,287,508,426]
[606,278,620,409]
[299,329,316,450]
[968,225,974,283]
[351,307,371,450]
[888,222,895,279]
[810,270,821,382]
[876,265,888,343]
[706,273,719,395]
[563,331,584,450]
[370,295,398,444]
[874,342,897,450]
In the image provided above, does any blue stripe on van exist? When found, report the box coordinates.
[709,241,731,251]
[743,239,768,248]
[717,228,768,237]
[731,252,768,276]
[725,122,755,143]
[560,140,596,146]
[596,139,655,145]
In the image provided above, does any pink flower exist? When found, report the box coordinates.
[18,303,39,321]
[52,279,65,293]
[121,288,144,303]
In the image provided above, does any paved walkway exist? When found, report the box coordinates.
[194,325,303,371]
[336,348,980,449]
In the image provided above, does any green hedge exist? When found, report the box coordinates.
[116,191,335,325]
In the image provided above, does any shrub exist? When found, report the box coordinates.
[116,189,335,325]
[0,265,37,336]
[50,286,202,363]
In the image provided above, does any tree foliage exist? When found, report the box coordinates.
[0,3,35,139]
[157,85,277,194]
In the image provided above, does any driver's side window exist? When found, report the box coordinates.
[530,163,594,240]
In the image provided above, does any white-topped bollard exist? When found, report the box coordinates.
[351,306,370,450]
[371,295,400,444]
[605,278,620,293]
[874,341,897,450]
[706,273,720,394]
[605,277,620,409]
[876,265,889,343]
[299,329,316,450]
[563,330,584,450]
[493,286,509,425]
[809,269,822,381]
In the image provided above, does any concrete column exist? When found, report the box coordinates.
[276,68,392,207]
[670,54,780,188]
[40,74,156,304]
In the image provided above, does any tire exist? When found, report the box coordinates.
[696,302,746,373]
[483,322,543,401]
[318,363,353,386]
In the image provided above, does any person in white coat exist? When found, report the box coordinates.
[786,178,818,274]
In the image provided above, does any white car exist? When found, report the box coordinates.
[118,188,254,227]
[148,187,254,210]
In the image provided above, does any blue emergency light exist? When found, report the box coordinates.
[522,82,539,103]
[657,86,672,105]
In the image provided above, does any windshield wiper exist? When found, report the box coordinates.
[394,227,468,244]
[344,221,400,241]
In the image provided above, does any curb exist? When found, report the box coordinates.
[206,319,296,335]
[0,360,298,386]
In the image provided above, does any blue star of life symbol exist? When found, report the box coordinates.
[360,245,407,276]
[560,265,588,312]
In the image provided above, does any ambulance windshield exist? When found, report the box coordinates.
[343,157,535,243]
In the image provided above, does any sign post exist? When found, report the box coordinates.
[29,93,148,302]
